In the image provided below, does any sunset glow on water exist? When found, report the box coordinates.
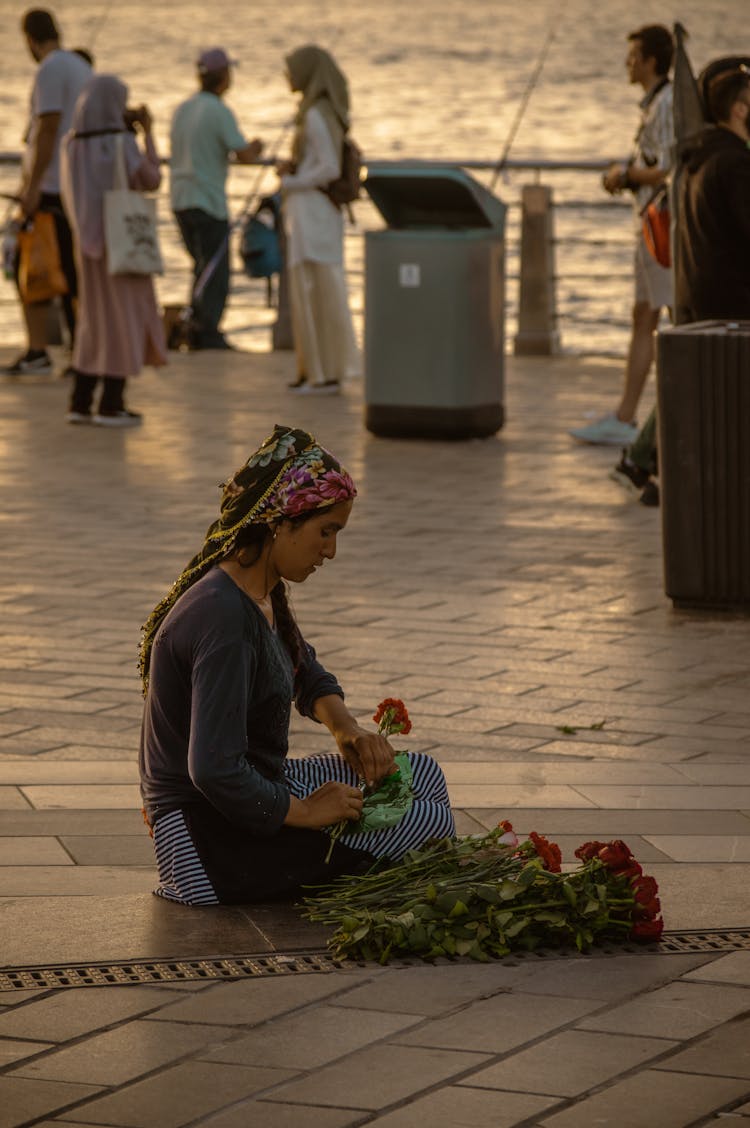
[0,0,743,353]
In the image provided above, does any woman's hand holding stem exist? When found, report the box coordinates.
[283,694,397,829]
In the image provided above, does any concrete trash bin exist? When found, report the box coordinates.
[363,164,506,439]
[657,320,750,610]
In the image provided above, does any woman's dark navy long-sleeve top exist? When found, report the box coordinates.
[139,567,343,834]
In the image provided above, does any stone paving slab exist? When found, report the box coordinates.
[1,347,750,1125]
[51,1061,300,1128]
[260,1043,492,1110]
[456,1029,680,1097]
[196,1106,363,1128]
[577,980,750,1040]
[537,1070,750,1128]
[0,894,334,967]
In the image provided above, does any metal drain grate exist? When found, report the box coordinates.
[658,928,750,955]
[2,930,748,991]
[0,951,343,991]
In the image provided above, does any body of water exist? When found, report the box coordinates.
[0,0,743,354]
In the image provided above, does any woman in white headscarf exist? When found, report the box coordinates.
[278,45,359,395]
[60,74,166,426]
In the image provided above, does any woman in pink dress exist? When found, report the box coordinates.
[60,74,166,427]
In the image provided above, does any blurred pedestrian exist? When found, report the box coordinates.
[60,75,166,426]
[570,25,674,446]
[674,67,750,322]
[610,66,750,506]
[278,45,359,395]
[4,7,91,376]
[170,48,263,350]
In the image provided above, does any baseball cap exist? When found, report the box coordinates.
[197,47,237,74]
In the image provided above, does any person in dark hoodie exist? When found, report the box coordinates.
[674,67,750,323]
[610,66,750,506]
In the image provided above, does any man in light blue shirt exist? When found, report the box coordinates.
[170,48,262,349]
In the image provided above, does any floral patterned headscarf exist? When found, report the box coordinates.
[139,424,356,690]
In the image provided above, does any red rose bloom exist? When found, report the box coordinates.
[634,897,661,919]
[498,819,515,834]
[632,875,659,903]
[614,861,644,881]
[574,841,605,862]
[598,840,633,870]
[373,698,412,735]
[631,917,664,941]
[529,831,562,873]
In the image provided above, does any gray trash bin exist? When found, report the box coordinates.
[658,319,750,610]
[363,165,506,439]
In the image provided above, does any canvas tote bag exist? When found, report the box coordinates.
[104,133,163,275]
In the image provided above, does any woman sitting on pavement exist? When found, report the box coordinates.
[277,45,360,395]
[60,74,166,426]
[139,424,454,904]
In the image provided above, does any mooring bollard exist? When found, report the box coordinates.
[513,184,560,356]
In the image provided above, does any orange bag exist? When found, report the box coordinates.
[17,211,68,302]
[642,191,671,269]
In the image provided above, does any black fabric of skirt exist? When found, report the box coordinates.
[180,801,376,904]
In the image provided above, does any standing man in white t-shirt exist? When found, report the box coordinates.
[4,8,91,375]
[570,25,674,446]
[170,48,263,350]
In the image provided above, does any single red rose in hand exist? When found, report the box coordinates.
[373,698,412,736]
[598,840,633,870]
[574,841,605,862]
[631,917,664,941]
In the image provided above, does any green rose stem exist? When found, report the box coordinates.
[323,704,413,864]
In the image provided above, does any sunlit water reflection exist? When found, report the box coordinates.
[0,0,740,355]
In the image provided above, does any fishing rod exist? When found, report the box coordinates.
[489,20,559,192]
[84,0,117,51]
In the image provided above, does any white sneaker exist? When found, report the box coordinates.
[290,381,340,396]
[569,413,638,446]
[93,409,142,428]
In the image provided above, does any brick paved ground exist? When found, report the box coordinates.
[0,345,748,1126]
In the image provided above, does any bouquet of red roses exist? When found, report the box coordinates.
[574,838,663,941]
[306,819,663,963]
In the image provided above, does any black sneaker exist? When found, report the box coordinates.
[608,450,651,496]
[639,480,660,507]
[3,349,53,375]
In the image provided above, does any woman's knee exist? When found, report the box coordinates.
[408,751,449,795]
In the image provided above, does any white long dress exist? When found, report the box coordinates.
[281,107,359,385]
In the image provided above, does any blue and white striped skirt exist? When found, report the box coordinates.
[152,751,454,906]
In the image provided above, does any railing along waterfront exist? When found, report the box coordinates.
[0,154,635,358]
